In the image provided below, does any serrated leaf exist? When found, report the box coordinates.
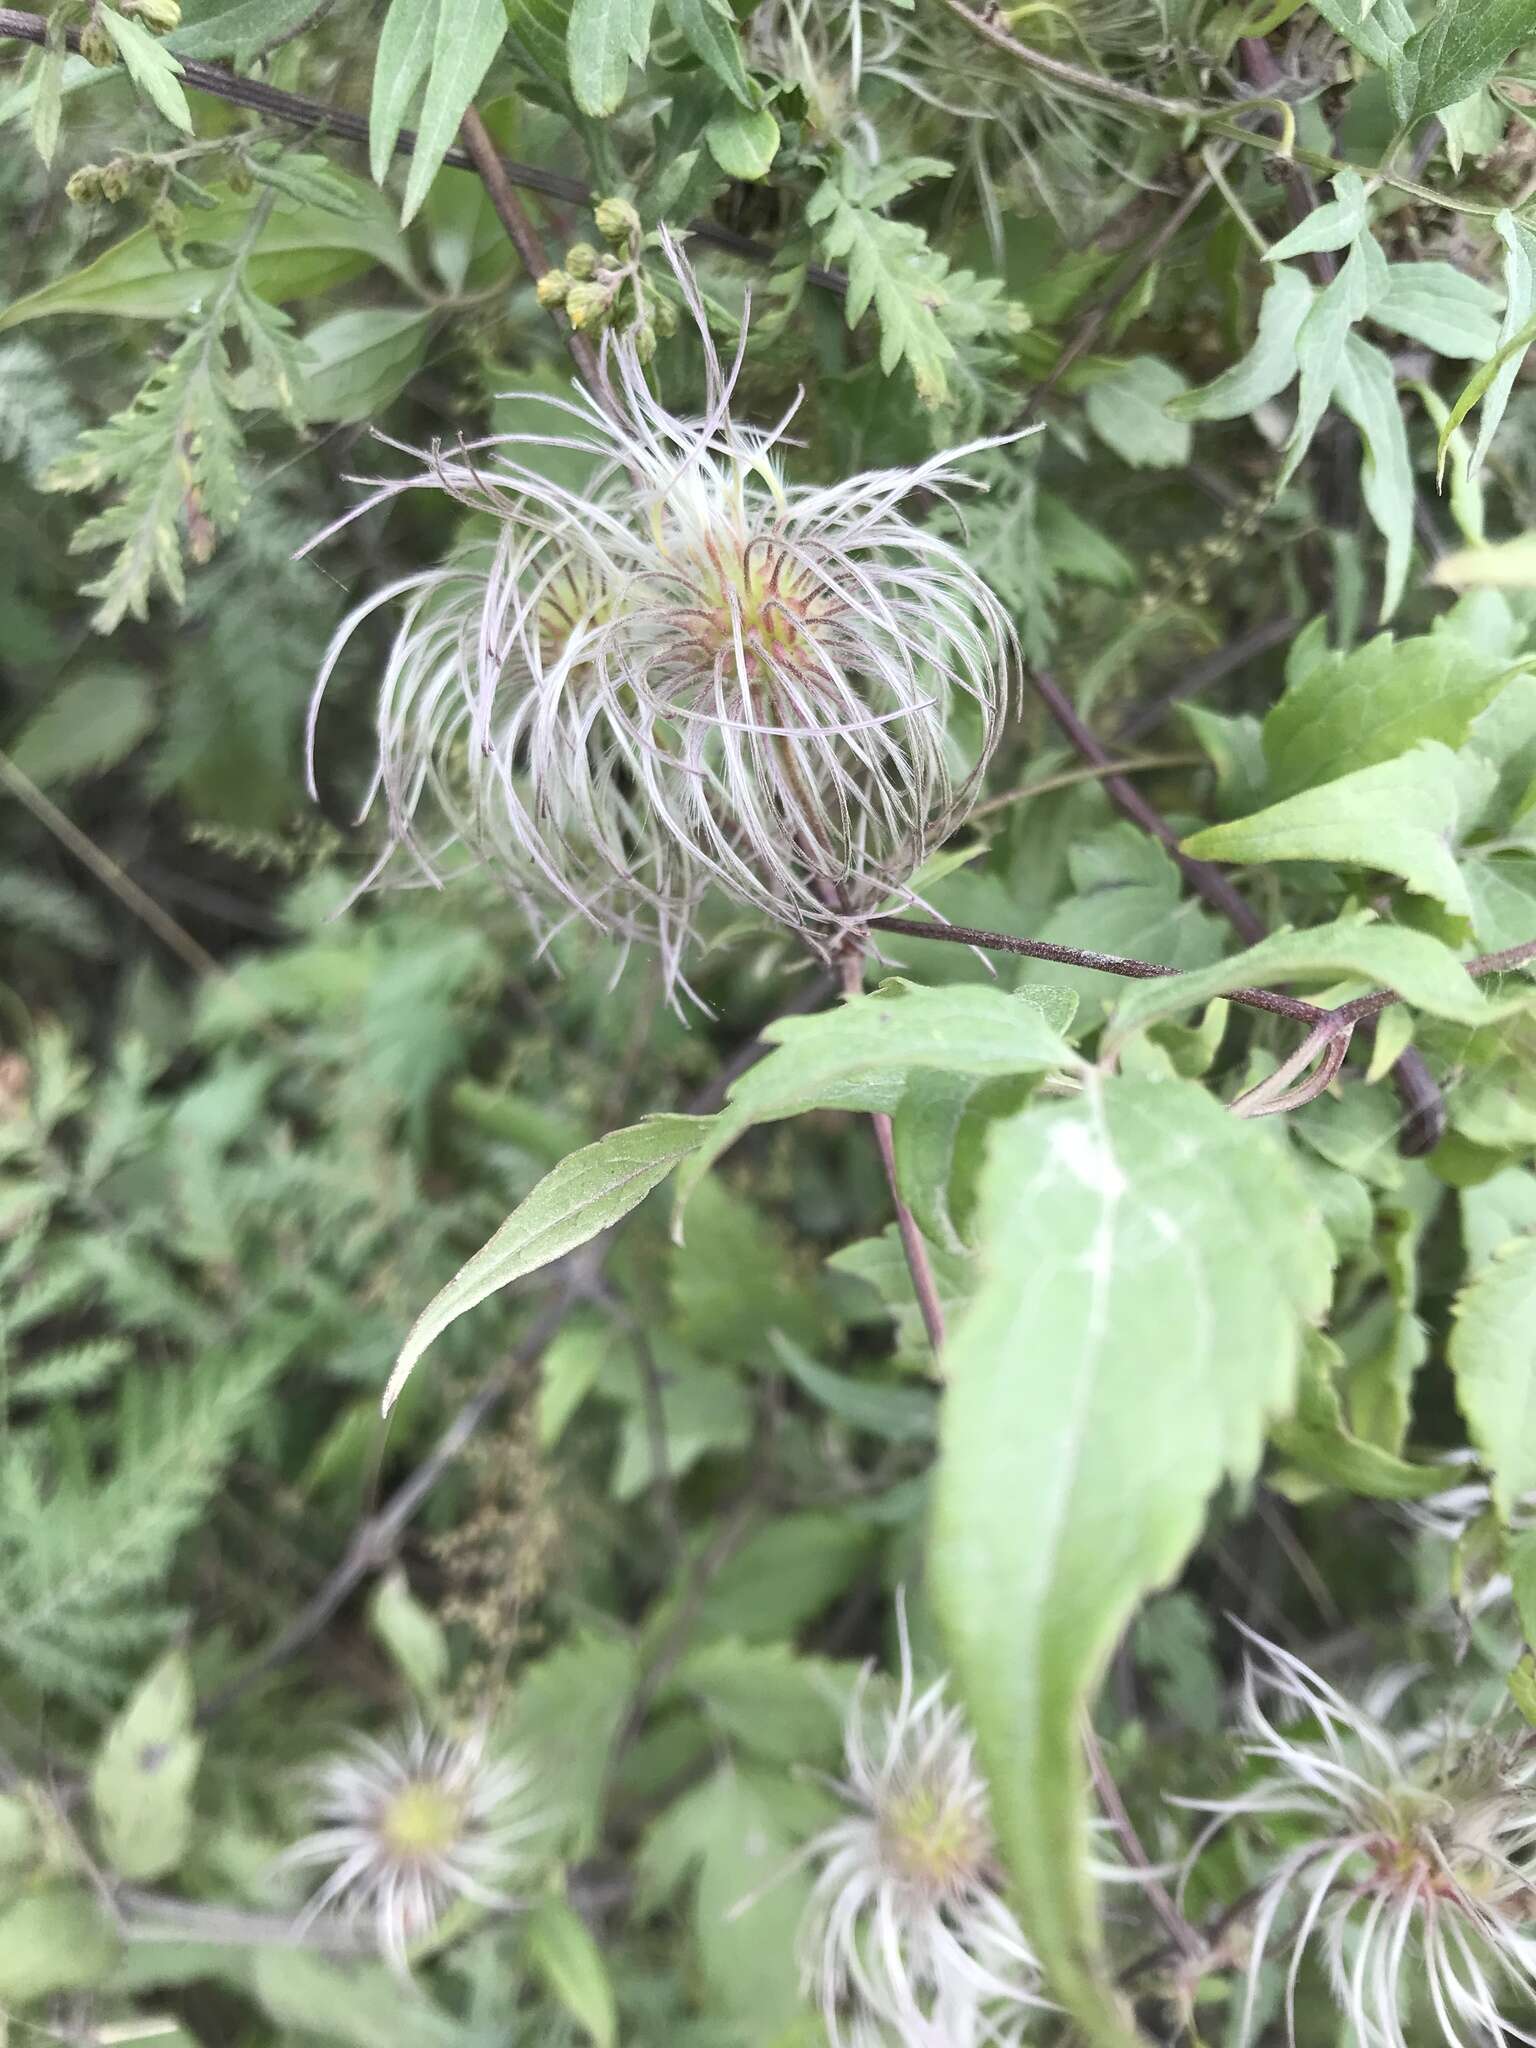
[400,0,506,221]
[524,1896,617,2048]
[932,1078,1332,2043]
[1263,619,1518,799]
[1104,920,1501,1057]
[98,5,192,133]
[807,169,958,406]
[10,667,153,785]
[387,1115,709,1410]
[370,0,440,180]
[567,0,652,114]
[705,101,779,179]
[664,0,756,102]
[1181,743,1479,919]
[1449,1237,1536,1522]
[1168,264,1312,422]
[671,981,1076,1222]
[1083,355,1191,470]
[1405,0,1536,123]
[90,1650,202,1880]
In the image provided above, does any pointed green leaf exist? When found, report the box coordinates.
[664,0,756,104]
[90,1650,202,1881]
[525,1896,618,2048]
[705,102,779,179]
[401,0,507,223]
[1167,264,1312,422]
[1405,0,1536,122]
[387,1115,709,1410]
[98,4,192,132]
[1372,261,1502,360]
[1084,356,1191,470]
[1266,169,1366,264]
[567,0,652,113]
[932,1078,1332,2042]
[370,0,440,184]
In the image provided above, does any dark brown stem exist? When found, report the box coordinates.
[1084,1717,1200,1959]
[1114,616,1298,745]
[840,948,947,1355]
[457,104,607,401]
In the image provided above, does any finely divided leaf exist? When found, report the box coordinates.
[932,1078,1331,2043]
[386,1115,709,1410]
[1449,1237,1536,1521]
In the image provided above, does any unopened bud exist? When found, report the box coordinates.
[632,318,656,364]
[594,195,640,246]
[653,296,678,339]
[150,194,183,253]
[535,268,571,308]
[78,18,116,65]
[99,158,134,203]
[564,279,612,329]
[126,0,181,30]
[65,164,105,204]
[227,158,254,194]
[564,241,598,281]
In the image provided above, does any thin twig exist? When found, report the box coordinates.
[0,9,847,290]
[1083,1716,1199,1959]
[840,948,947,1354]
[968,752,1201,822]
[1,746,226,982]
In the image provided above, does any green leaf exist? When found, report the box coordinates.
[1266,169,1366,264]
[1405,0,1536,122]
[170,0,333,61]
[0,1887,119,2005]
[1167,264,1312,422]
[1371,262,1503,359]
[768,1331,934,1442]
[1310,0,1416,114]
[1104,920,1500,1057]
[251,1952,471,2048]
[9,667,153,785]
[705,102,779,179]
[278,307,432,423]
[1332,333,1413,620]
[368,1569,449,1699]
[1468,214,1536,476]
[567,0,652,114]
[90,1649,202,1880]
[513,1634,638,1855]
[370,0,440,184]
[1263,620,1518,798]
[0,184,414,331]
[402,0,507,222]
[503,0,574,92]
[1181,743,1479,919]
[664,0,756,104]
[1449,1237,1536,1521]
[1270,1332,1447,1499]
[932,1078,1332,2042]
[387,1115,707,1410]
[98,4,193,133]
[1278,236,1381,492]
[671,981,1075,1221]
[31,35,63,165]
[525,1895,618,2048]
[666,1636,847,1764]
[1083,356,1191,470]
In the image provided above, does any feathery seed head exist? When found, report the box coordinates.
[800,1598,1044,2045]
[1182,1628,1536,2048]
[304,238,1019,1004]
[283,1721,545,1970]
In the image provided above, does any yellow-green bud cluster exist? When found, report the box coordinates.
[593,195,641,248]
[77,16,116,65]
[66,156,140,203]
[124,0,181,30]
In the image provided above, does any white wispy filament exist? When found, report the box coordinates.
[1182,1629,1536,2048]
[304,241,1019,1002]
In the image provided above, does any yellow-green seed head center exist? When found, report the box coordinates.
[381,1781,464,1860]
[878,1779,989,1896]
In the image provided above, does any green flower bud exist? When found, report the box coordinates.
[150,194,183,254]
[227,159,254,195]
[65,164,105,204]
[564,279,612,330]
[99,158,134,203]
[126,0,181,30]
[78,18,116,66]
[564,241,599,281]
[632,318,657,364]
[652,296,678,339]
[593,195,641,246]
[535,268,571,308]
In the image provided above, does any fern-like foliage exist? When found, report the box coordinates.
[40,206,306,634]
